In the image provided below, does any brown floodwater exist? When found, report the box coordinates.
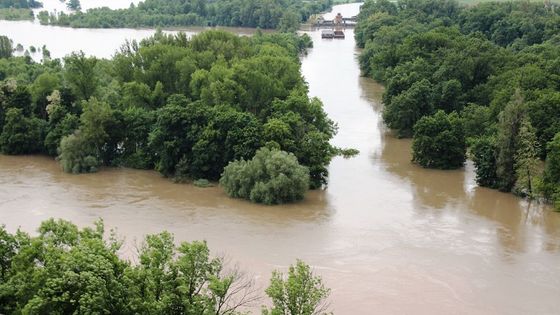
[1,3,560,314]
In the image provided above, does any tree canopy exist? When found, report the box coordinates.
[356,0,560,205]
[0,218,332,314]
[412,110,465,169]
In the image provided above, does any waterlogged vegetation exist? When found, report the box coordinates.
[0,30,344,204]
[0,0,42,8]
[0,0,41,20]
[221,147,310,205]
[355,0,560,208]
[0,219,332,314]
[0,8,33,20]
[40,0,334,31]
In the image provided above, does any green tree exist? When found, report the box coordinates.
[115,107,155,169]
[383,79,434,137]
[495,92,525,192]
[44,90,80,156]
[0,107,45,154]
[66,0,81,11]
[513,118,540,198]
[220,147,310,205]
[412,110,466,169]
[64,51,98,100]
[30,72,60,119]
[262,260,331,315]
[278,10,300,33]
[470,135,499,189]
[0,219,127,314]
[0,35,12,58]
[542,132,560,208]
[461,103,493,140]
[57,98,114,173]
[58,131,100,173]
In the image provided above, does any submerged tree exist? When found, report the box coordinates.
[513,118,540,198]
[412,110,466,169]
[0,35,12,59]
[220,147,310,205]
[470,135,499,188]
[66,0,81,11]
[495,91,525,192]
[542,132,560,209]
[0,108,45,154]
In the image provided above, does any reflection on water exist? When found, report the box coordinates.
[0,3,560,314]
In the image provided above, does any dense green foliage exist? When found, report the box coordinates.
[412,110,466,169]
[41,0,333,30]
[66,0,80,11]
[0,35,12,59]
[356,0,560,205]
[220,147,310,204]
[0,31,339,195]
[0,7,33,20]
[0,219,331,314]
[262,260,331,315]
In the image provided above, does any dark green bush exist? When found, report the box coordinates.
[412,110,466,169]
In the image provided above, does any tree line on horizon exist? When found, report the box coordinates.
[37,0,334,32]
[355,0,560,208]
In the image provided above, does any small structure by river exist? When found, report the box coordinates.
[320,12,346,38]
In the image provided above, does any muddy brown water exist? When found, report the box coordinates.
[1,3,560,314]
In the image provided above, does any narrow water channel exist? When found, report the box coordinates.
[0,3,559,314]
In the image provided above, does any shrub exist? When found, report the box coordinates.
[58,131,99,174]
[219,147,309,205]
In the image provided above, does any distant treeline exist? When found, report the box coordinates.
[0,0,40,20]
[0,0,41,8]
[39,0,333,31]
[356,0,560,207]
[0,7,33,20]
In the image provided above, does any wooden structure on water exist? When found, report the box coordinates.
[321,29,345,39]
[314,13,357,27]
[320,13,346,39]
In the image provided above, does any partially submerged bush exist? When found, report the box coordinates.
[412,110,466,169]
[58,131,99,173]
[220,147,309,205]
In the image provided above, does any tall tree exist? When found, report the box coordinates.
[0,35,12,58]
[66,0,81,11]
[513,118,540,198]
[64,51,98,101]
[495,91,525,192]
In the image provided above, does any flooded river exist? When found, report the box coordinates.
[1,3,560,314]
